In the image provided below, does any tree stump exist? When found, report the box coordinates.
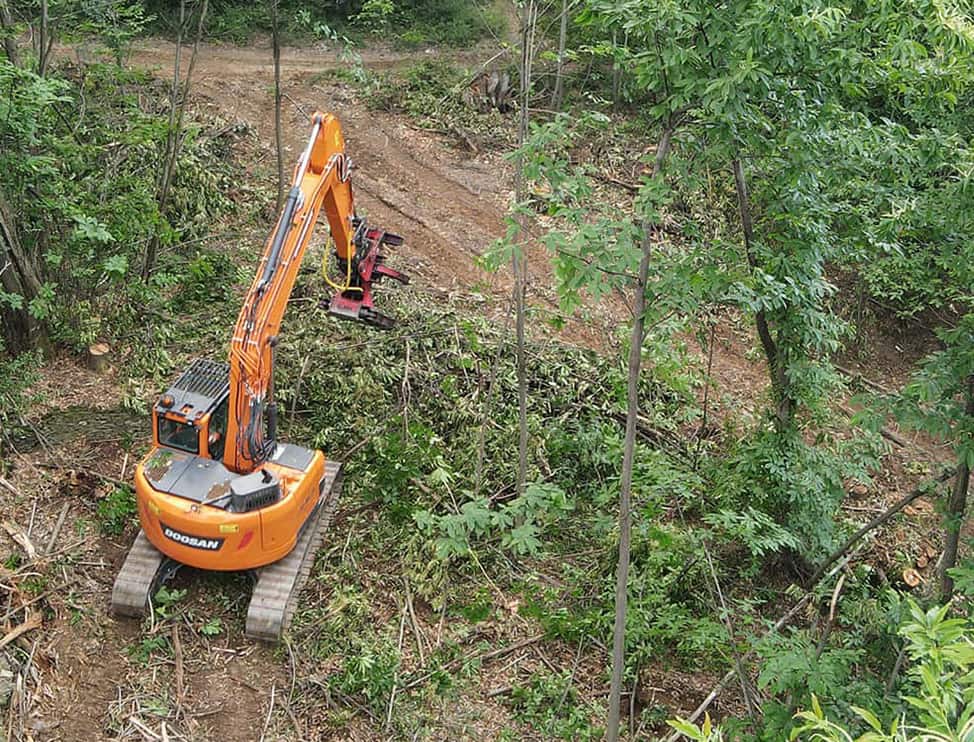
[87,342,111,374]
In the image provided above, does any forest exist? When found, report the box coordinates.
[0,0,972,740]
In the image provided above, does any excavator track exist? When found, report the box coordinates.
[245,460,342,641]
[111,531,178,618]
[111,460,342,642]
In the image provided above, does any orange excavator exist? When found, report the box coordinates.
[111,112,408,640]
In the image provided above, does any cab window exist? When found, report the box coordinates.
[158,417,199,454]
[207,398,228,460]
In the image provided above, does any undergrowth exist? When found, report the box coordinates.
[359,59,517,152]
[143,0,505,47]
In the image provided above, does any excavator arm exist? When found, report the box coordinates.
[224,112,407,474]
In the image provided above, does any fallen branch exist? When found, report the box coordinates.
[600,173,640,193]
[2,521,37,560]
[702,542,757,718]
[386,598,408,731]
[0,611,41,650]
[0,577,78,624]
[451,125,479,153]
[128,716,161,741]
[15,537,90,574]
[609,411,690,461]
[172,625,185,715]
[258,683,275,742]
[813,572,847,662]
[836,365,892,395]
[45,503,70,555]
[404,580,427,664]
[809,467,956,586]
[838,403,906,448]
[880,428,908,448]
[282,637,303,740]
[401,634,544,692]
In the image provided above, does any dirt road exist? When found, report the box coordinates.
[127,38,513,299]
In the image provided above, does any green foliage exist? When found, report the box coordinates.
[791,600,974,741]
[505,670,603,741]
[152,585,187,620]
[0,57,236,358]
[96,485,137,535]
[668,714,724,742]
[352,0,396,34]
[756,629,876,736]
[205,3,271,44]
[127,634,170,665]
[0,347,40,443]
[391,0,505,48]
[75,1,153,65]
[715,426,882,563]
[174,251,236,307]
[198,617,223,636]
[520,0,974,570]
[144,0,504,47]
[704,507,801,560]
[329,638,400,712]
[362,59,515,151]
[413,482,572,560]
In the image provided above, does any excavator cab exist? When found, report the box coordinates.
[156,415,199,453]
[152,362,230,462]
[152,359,228,458]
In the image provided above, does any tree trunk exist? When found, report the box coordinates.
[38,0,52,76]
[606,123,676,742]
[940,375,974,600]
[0,0,18,67]
[86,343,111,373]
[142,0,208,282]
[512,0,536,495]
[611,29,619,108]
[271,0,284,212]
[142,0,185,281]
[732,157,793,430]
[0,192,41,300]
[550,0,568,110]
[0,259,31,351]
[0,187,44,351]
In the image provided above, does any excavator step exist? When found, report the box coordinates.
[245,460,342,641]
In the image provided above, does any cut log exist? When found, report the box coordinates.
[86,342,111,373]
